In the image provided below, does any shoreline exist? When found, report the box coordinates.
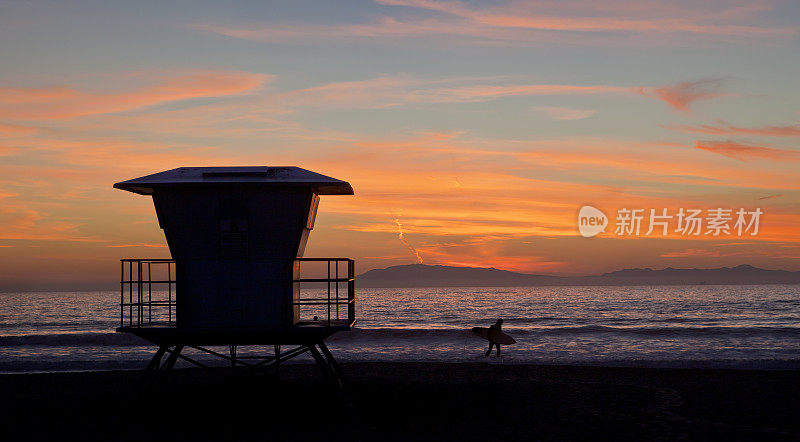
[2,362,799,440]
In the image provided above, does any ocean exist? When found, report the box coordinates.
[1,285,799,372]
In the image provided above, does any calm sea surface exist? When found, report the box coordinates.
[1,285,799,372]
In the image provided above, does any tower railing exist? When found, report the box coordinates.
[119,257,356,329]
[292,258,355,328]
[119,258,176,328]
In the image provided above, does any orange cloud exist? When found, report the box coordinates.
[0,71,268,120]
[661,248,722,257]
[383,136,800,191]
[289,132,800,247]
[0,135,236,178]
[3,126,800,279]
[0,131,254,247]
[669,121,800,137]
[261,133,795,250]
[409,236,570,273]
[635,79,726,112]
[0,205,101,242]
[694,140,800,161]
[431,254,568,274]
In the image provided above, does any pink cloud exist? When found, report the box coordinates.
[635,79,727,112]
[694,140,800,161]
[0,71,268,120]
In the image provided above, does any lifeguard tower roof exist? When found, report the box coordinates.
[113,166,354,196]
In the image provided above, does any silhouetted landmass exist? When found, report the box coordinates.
[357,264,562,287]
[357,263,800,287]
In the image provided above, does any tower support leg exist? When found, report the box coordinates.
[308,341,357,424]
[274,344,281,378]
[136,344,183,391]
[158,345,183,383]
[318,341,347,392]
[145,345,167,372]
[137,345,168,389]
[229,345,237,369]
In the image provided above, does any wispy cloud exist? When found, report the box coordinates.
[1,72,730,126]
[0,136,228,178]
[192,0,797,46]
[378,0,794,36]
[0,205,101,242]
[694,140,800,161]
[277,74,726,111]
[277,75,632,108]
[0,71,268,120]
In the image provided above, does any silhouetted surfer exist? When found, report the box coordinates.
[472,318,515,357]
[486,318,504,356]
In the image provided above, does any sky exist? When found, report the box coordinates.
[0,0,799,290]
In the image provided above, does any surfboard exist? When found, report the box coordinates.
[471,327,516,345]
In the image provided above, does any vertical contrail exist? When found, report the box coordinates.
[393,217,423,264]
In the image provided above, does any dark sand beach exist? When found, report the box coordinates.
[2,362,799,441]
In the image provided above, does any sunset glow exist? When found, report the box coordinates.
[1,0,799,290]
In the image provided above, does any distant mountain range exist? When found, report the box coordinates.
[356,264,800,287]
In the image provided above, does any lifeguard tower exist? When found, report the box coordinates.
[114,166,355,385]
